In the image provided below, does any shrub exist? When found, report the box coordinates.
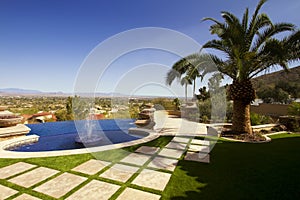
[250,113,272,125]
[288,102,300,116]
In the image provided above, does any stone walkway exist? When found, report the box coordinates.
[0,115,215,199]
[0,136,211,200]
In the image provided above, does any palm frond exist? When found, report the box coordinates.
[242,7,249,31]
[248,0,268,34]
[251,22,295,52]
[165,69,181,86]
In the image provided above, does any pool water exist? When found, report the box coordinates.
[13,119,138,152]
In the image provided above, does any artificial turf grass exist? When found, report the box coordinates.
[162,133,300,200]
[1,134,300,199]
[0,136,174,199]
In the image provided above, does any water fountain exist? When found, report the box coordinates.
[0,106,30,140]
[74,115,103,145]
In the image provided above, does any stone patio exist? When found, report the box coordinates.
[34,172,87,198]
[120,153,152,166]
[66,180,120,200]
[165,142,187,150]
[0,162,36,179]
[131,169,172,191]
[0,184,18,199]
[171,137,191,144]
[9,167,59,188]
[185,152,210,163]
[0,118,212,199]
[191,139,210,146]
[188,145,210,153]
[135,146,160,155]
[116,187,160,200]
[72,159,111,175]
[100,163,139,182]
[147,156,179,171]
[13,193,41,200]
[157,148,184,159]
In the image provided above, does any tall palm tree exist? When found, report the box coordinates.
[180,75,192,102]
[202,0,300,134]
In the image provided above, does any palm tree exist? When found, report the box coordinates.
[166,53,216,101]
[180,75,192,102]
[202,0,300,134]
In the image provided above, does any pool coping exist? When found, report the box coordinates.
[0,128,160,158]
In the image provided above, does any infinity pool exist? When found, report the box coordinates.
[12,119,138,152]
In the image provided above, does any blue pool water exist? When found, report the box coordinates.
[12,119,138,152]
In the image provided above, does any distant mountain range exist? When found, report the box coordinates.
[0,88,67,96]
[0,88,152,98]
[0,88,43,94]
[2,66,299,97]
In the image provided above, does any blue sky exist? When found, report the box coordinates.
[0,0,299,96]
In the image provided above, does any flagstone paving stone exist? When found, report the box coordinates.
[157,148,184,159]
[131,169,172,191]
[0,184,18,199]
[116,187,161,200]
[9,167,59,188]
[100,164,139,183]
[120,153,152,166]
[185,152,210,163]
[13,193,41,200]
[135,146,160,155]
[165,142,187,150]
[72,159,111,175]
[147,156,179,172]
[191,139,210,146]
[0,162,36,179]
[188,145,210,153]
[34,172,87,199]
[66,180,120,200]
[171,137,191,144]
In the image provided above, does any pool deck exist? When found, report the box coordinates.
[0,116,213,200]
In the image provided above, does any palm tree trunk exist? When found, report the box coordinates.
[232,100,253,134]
[193,79,196,96]
[185,83,188,103]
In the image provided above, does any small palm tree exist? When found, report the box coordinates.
[202,0,300,134]
[166,53,216,101]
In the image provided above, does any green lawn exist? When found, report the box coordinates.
[0,134,300,199]
[163,133,300,200]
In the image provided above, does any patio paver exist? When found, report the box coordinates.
[116,187,160,200]
[100,164,139,182]
[131,169,171,191]
[9,167,59,188]
[185,152,210,163]
[135,146,160,155]
[0,162,36,179]
[0,184,18,199]
[147,156,179,171]
[191,139,210,146]
[66,180,120,200]
[34,172,87,199]
[188,145,210,153]
[165,142,187,150]
[171,137,191,144]
[72,159,111,175]
[120,153,152,166]
[157,148,184,159]
[13,193,41,200]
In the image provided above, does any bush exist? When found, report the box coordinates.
[279,116,300,132]
[250,113,272,125]
[288,102,300,116]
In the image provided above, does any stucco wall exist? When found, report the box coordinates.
[251,103,288,116]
